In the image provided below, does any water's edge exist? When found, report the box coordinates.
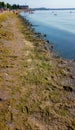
[20,11,75,60]
[19,14,63,60]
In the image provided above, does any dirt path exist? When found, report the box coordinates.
[0,13,34,130]
[0,13,24,95]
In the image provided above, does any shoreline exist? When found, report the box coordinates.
[19,13,75,79]
[20,11,75,61]
[19,14,62,58]
[19,13,75,62]
[0,12,75,130]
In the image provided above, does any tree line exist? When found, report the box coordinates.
[0,1,21,9]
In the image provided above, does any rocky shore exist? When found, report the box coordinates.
[0,12,75,130]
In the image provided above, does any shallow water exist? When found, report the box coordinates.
[20,10,75,59]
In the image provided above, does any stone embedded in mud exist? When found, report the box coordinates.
[69,74,74,79]
[0,24,3,28]
[46,40,49,43]
[63,86,73,92]
[0,98,3,101]
[15,128,19,130]
[25,106,29,113]
[67,125,74,130]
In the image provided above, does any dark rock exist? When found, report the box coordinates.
[45,77,48,80]
[46,40,50,43]
[51,45,53,49]
[0,24,3,28]
[0,98,3,102]
[16,128,19,130]
[69,74,74,79]
[51,76,54,79]
[10,112,13,121]
[43,34,46,37]
[63,86,73,92]
[6,65,8,68]
[25,106,29,113]
[67,125,74,130]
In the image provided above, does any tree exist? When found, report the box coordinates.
[0,1,20,9]
[12,4,20,9]
[1,2,5,8]
[7,3,11,9]
[0,2,6,8]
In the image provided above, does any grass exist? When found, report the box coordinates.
[0,12,75,130]
[18,16,75,129]
[0,13,7,23]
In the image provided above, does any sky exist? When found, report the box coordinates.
[0,0,75,8]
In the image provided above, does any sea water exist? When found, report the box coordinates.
[20,10,75,59]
